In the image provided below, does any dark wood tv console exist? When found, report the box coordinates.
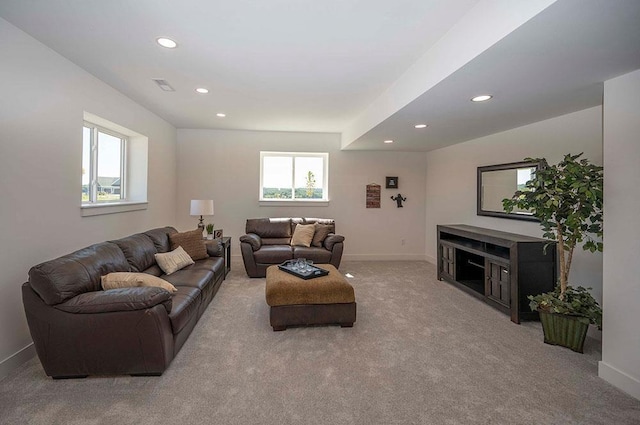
[437,224,556,323]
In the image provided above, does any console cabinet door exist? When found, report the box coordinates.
[439,243,455,280]
[486,260,510,307]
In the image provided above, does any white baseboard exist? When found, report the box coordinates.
[341,254,428,262]
[231,254,431,263]
[599,361,640,401]
[0,343,35,381]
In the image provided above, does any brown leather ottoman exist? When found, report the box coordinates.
[265,264,356,331]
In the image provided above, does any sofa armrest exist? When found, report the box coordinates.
[240,233,262,251]
[54,287,172,314]
[205,239,223,257]
[324,234,345,251]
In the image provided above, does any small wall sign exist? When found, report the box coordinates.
[366,184,381,208]
[386,177,398,189]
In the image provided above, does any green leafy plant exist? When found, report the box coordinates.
[206,223,214,234]
[503,153,603,322]
[529,285,602,329]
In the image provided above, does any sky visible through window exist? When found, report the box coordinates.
[82,128,122,185]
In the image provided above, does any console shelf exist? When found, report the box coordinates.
[437,224,557,323]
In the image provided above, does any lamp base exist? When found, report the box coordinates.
[197,215,204,229]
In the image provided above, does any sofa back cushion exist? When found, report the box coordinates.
[29,242,131,305]
[246,218,292,238]
[144,227,178,253]
[110,233,157,272]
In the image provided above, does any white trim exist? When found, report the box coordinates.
[81,201,148,216]
[0,343,35,381]
[259,200,329,207]
[599,361,640,401]
[341,254,429,262]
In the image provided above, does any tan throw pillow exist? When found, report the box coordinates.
[101,272,177,293]
[311,223,332,247]
[154,246,195,275]
[169,229,208,261]
[290,224,315,247]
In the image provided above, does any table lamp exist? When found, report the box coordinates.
[190,199,214,229]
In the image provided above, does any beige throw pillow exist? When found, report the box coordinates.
[311,223,332,247]
[154,246,195,275]
[101,272,177,293]
[169,229,208,261]
[290,224,315,247]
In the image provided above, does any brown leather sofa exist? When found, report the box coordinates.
[240,218,344,278]
[22,226,225,378]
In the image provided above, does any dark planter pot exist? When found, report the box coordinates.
[539,311,589,353]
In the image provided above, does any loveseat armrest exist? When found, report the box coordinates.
[54,287,172,314]
[240,233,262,251]
[324,234,345,251]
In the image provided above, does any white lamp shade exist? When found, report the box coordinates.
[190,199,214,216]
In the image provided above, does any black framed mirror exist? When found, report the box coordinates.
[477,160,541,221]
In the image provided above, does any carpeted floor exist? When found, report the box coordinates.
[1,261,639,425]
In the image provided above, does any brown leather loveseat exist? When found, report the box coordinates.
[239,218,344,278]
[22,226,225,378]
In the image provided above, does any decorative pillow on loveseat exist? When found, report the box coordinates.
[154,246,195,275]
[169,229,208,261]
[290,224,315,247]
[101,272,177,293]
[311,223,333,247]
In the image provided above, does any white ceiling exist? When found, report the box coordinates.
[1,0,639,151]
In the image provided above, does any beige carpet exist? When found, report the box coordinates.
[1,261,639,425]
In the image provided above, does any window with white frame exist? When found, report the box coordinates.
[82,122,127,203]
[260,152,328,202]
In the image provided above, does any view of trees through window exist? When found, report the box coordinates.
[261,153,327,201]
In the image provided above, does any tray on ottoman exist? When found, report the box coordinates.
[277,260,329,280]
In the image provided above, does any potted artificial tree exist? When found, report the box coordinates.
[503,153,603,353]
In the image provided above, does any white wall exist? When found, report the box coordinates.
[424,107,603,301]
[0,18,178,377]
[176,129,427,262]
[599,69,640,400]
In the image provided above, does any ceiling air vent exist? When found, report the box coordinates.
[152,79,175,92]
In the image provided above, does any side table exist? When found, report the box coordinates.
[220,237,231,278]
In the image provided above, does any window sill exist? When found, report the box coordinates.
[259,200,329,207]
[81,201,148,217]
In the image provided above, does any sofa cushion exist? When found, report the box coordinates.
[170,229,208,261]
[144,227,178,253]
[293,247,332,263]
[311,223,333,247]
[110,233,157,272]
[291,224,315,247]
[168,286,201,334]
[161,266,215,292]
[101,272,177,293]
[54,287,172,314]
[29,242,130,305]
[155,247,195,275]
[254,245,293,264]
[246,218,292,238]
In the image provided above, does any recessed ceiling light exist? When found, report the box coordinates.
[471,95,493,102]
[216,113,226,118]
[156,37,177,49]
[383,140,394,144]
[195,88,209,94]
[414,124,428,129]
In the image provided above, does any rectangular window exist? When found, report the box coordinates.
[82,122,126,204]
[260,152,328,202]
